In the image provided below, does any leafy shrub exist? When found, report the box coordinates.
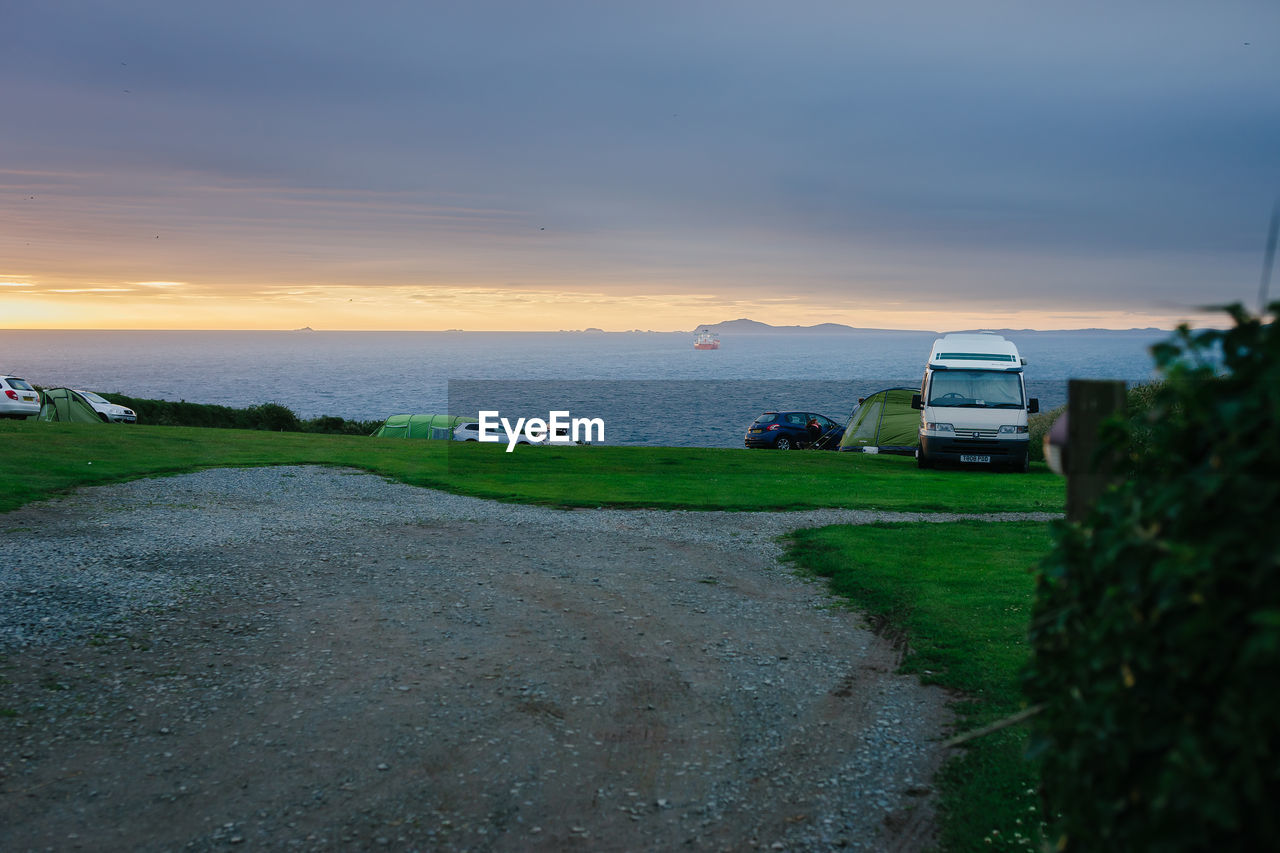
[101,394,252,428]
[1028,383,1164,463]
[1027,406,1063,462]
[1023,304,1280,850]
[100,393,380,435]
[300,415,384,436]
[246,402,299,431]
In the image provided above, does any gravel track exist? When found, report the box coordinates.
[0,466,1057,851]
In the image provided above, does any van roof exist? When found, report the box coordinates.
[928,333,1022,370]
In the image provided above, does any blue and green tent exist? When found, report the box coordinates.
[837,387,919,455]
[372,414,473,440]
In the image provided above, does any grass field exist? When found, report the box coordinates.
[0,420,1063,514]
[786,522,1052,853]
[3,419,1058,850]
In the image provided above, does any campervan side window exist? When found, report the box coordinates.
[927,370,1024,408]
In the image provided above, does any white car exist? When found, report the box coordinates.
[452,421,571,444]
[75,390,137,423]
[454,421,484,442]
[0,375,41,419]
[453,421,530,444]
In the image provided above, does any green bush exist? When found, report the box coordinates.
[300,415,384,436]
[101,394,251,428]
[245,402,299,431]
[1023,304,1280,850]
[1027,406,1062,462]
[100,393,380,435]
[1028,383,1164,463]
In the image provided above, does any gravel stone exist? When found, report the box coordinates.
[0,466,1057,851]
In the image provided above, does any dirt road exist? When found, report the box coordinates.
[0,467,966,851]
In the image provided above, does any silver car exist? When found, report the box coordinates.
[75,390,137,423]
[453,421,571,444]
[0,375,40,419]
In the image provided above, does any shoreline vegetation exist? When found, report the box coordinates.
[96,393,383,435]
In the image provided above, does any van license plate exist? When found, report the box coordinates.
[960,455,991,463]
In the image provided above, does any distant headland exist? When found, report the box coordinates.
[281,320,1169,334]
[695,319,925,334]
[692,318,1168,335]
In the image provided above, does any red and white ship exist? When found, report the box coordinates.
[694,328,720,350]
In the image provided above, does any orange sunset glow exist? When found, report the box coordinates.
[4,4,1276,333]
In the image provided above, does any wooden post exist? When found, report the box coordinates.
[1066,379,1126,522]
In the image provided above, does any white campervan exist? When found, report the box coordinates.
[912,333,1039,472]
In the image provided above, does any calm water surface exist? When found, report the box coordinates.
[1,329,1169,446]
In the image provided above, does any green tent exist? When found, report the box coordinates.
[38,388,107,423]
[372,413,473,440]
[837,387,919,455]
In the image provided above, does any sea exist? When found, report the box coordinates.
[0,329,1171,448]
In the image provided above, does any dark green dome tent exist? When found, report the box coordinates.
[837,387,920,455]
[37,388,108,423]
[372,414,473,439]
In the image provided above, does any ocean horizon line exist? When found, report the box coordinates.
[1,323,1180,335]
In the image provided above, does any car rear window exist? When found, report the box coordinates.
[753,413,778,424]
[6,378,34,391]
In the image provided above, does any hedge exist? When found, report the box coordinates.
[1024,304,1280,849]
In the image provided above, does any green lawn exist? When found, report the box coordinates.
[1,420,1064,514]
[786,521,1052,853]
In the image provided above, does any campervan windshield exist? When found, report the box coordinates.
[926,370,1023,409]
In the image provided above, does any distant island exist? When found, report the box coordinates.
[693,318,1169,335]
[952,327,1168,335]
[695,319,931,334]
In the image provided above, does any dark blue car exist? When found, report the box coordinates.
[744,411,843,450]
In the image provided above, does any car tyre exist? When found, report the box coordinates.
[916,450,932,469]
[775,436,793,450]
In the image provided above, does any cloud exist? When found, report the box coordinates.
[2,1,1277,328]
[48,287,135,293]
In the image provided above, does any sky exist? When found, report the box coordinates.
[2,0,1277,331]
